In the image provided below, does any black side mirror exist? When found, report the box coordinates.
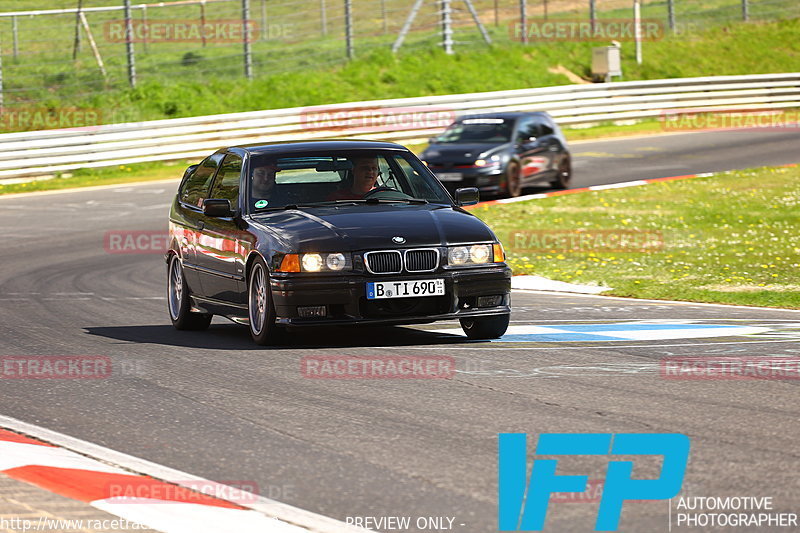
[203,199,233,217]
[183,164,198,180]
[454,187,479,207]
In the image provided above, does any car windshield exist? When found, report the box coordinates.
[247,150,452,211]
[434,119,512,144]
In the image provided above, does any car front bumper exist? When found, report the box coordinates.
[270,265,511,326]
[428,166,505,195]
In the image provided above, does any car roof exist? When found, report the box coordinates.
[228,139,410,155]
[456,111,551,122]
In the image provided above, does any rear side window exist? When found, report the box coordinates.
[181,153,224,207]
[516,118,540,141]
[209,154,243,207]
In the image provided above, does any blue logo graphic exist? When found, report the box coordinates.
[498,433,690,531]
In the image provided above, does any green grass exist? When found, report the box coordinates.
[0,160,190,194]
[473,165,800,308]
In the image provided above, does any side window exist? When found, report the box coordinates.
[540,119,555,136]
[181,153,224,207]
[515,118,537,142]
[209,154,242,207]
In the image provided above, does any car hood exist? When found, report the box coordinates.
[249,204,496,252]
[422,142,510,162]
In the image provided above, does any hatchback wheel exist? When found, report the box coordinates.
[248,257,283,345]
[460,314,510,340]
[167,254,212,330]
[551,156,572,189]
[505,161,522,198]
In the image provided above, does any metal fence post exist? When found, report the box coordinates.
[261,0,267,40]
[742,0,749,21]
[72,0,83,60]
[124,0,136,88]
[12,16,18,61]
[381,0,388,34]
[243,0,253,79]
[668,0,675,31]
[142,5,148,53]
[590,0,596,33]
[320,0,328,36]
[0,32,4,111]
[441,0,454,54]
[520,0,527,45]
[200,0,207,47]
[494,0,499,26]
[345,0,353,59]
[634,0,642,64]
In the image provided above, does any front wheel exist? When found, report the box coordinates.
[550,156,572,189]
[504,161,522,198]
[167,254,212,331]
[459,314,510,340]
[248,257,283,345]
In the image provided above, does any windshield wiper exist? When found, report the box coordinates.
[254,202,333,211]
[334,198,428,205]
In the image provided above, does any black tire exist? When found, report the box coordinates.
[505,161,522,198]
[167,254,212,331]
[550,156,572,189]
[459,314,510,340]
[247,257,283,345]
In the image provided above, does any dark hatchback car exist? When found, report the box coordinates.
[166,140,511,345]
[420,111,571,197]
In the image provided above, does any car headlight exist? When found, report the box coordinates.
[475,155,501,167]
[448,246,469,265]
[301,253,324,272]
[470,244,491,263]
[278,253,351,272]
[326,253,347,271]
[447,244,494,266]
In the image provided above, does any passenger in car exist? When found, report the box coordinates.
[252,161,279,199]
[326,156,380,200]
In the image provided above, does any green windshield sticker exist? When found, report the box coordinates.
[255,200,269,208]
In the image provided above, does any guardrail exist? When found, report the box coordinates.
[3,72,800,179]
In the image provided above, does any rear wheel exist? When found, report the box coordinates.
[248,257,283,345]
[504,161,522,198]
[167,254,212,331]
[550,156,572,189]
[460,314,510,340]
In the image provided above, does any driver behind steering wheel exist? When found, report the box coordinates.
[326,156,380,200]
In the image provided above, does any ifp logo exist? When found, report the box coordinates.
[498,433,690,531]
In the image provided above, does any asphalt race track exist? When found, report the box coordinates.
[1,127,800,532]
[569,127,800,188]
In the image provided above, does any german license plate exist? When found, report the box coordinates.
[435,172,462,182]
[366,279,445,300]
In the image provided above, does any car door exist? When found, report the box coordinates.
[194,152,248,304]
[175,153,224,296]
[514,117,550,183]
[534,116,562,180]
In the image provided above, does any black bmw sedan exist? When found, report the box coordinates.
[166,140,511,345]
[420,111,571,197]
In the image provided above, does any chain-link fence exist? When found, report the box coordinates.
[0,0,796,129]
